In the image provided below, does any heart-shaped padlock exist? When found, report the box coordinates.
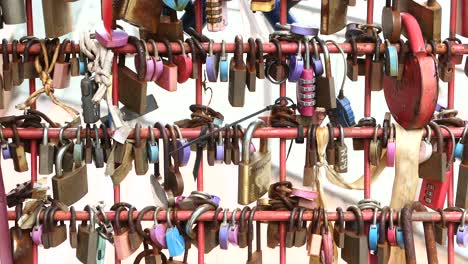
[456,209,468,247]
[143,40,156,81]
[219,40,229,82]
[173,40,192,83]
[206,40,219,82]
[215,127,224,163]
[31,207,45,245]
[166,208,185,257]
[219,209,230,250]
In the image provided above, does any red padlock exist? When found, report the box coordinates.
[383,13,438,129]
[156,38,178,91]
[419,125,455,210]
[173,40,192,83]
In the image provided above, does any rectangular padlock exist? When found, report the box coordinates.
[42,0,73,37]
[321,0,348,35]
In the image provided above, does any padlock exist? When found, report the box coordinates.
[32,207,45,246]
[127,206,143,251]
[333,207,345,248]
[288,39,304,83]
[115,0,162,33]
[303,125,317,187]
[285,208,299,248]
[228,35,247,107]
[237,207,250,248]
[377,206,391,264]
[148,39,164,82]
[438,40,455,82]
[186,38,199,79]
[206,40,220,83]
[370,39,384,91]
[346,37,359,82]
[39,125,55,175]
[326,123,336,165]
[156,39,178,91]
[11,40,24,86]
[384,39,399,77]
[296,37,315,117]
[10,205,33,264]
[69,206,78,248]
[92,124,105,168]
[434,209,448,245]
[246,207,263,264]
[407,0,441,42]
[310,38,324,77]
[10,124,29,172]
[335,125,348,173]
[266,38,287,84]
[42,0,73,37]
[80,74,100,124]
[321,0,348,35]
[370,125,382,166]
[69,41,80,77]
[238,120,271,205]
[2,0,26,24]
[53,39,71,89]
[52,143,88,205]
[155,7,183,41]
[255,38,265,79]
[382,0,402,42]
[206,0,225,32]
[118,37,148,115]
[246,38,257,91]
[307,209,322,258]
[45,207,67,248]
[23,38,40,79]
[133,123,149,175]
[173,40,192,83]
[401,202,439,263]
[76,205,98,263]
[342,206,368,264]
[231,125,241,165]
[219,40,229,82]
[250,0,275,12]
[294,208,307,247]
[315,38,336,110]
[419,122,446,182]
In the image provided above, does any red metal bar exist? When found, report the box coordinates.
[5,42,467,55]
[112,55,120,204]
[8,210,468,222]
[1,127,463,140]
[194,1,204,263]
[0,163,13,264]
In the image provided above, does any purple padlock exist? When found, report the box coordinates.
[219,209,230,250]
[206,40,219,82]
[95,28,129,48]
[275,22,319,36]
[228,208,240,246]
[215,128,224,163]
[288,40,304,82]
[31,207,45,245]
[456,209,468,247]
[310,37,324,76]
[174,125,191,166]
[211,195,221,206]
[0,127,11,159]
[149,39,164,81]
[150,207,168,249]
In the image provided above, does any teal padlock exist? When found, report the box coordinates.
[147,126,159,163]
[454,126,468,160]
[384,39,399,77]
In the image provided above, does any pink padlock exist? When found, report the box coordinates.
[386,124,396,167]
[148,39,164,81]
[53,39,71,89]
[156,38,178,91]
[297,38,316,117]
[31,207,45,246]
[95,27,129,48]
[149,207,167,249]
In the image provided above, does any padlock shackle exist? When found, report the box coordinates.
[247,38,256,68]
[239,206,250,232]
[42,124,48,145]
[58,38,70,63]
[304,37,310,69]
[55,143,71,177]
[255,38,264,64]
[167,124,180,166]
[288,207,299,231]
[429,122,443,155]
[379,206,390,243]
[148,39,160,60]
[400,13,426,54]
[241,119,266,162]
[114,205,127,234]
[327,123,335,146]
[12,39,19,63]
[2,39,9,64]
[128,36,146,81]
[346,205,364,236]
[135,205,156,241]
[402,202,438,264]
[185,203,215,239]
[162,38,174,64]
[317,38,332,78]
[154,122,169,186]
[234,35,244,67]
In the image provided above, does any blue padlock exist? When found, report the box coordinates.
[219,40,229,82]
[454,126,468,160]
[0,127,11,159]
[166,208,185,257]
[368,208,379,252]
[147,126,159,164]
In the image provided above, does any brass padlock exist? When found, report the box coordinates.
[238,120,271,205]
[116,0,162,33]
[155,7,184,41]
[10,124,29,172]
[11,39,24,86]
[118,37,148,115]
[133,123,149,175]
[251,0,275,12]
[52,142,88,205]
[23,38,40,79]
[321,0,348,35]
[315,39,337,110]
[342,206,368,264]
[407,0,441,41]
[76,205,98,263]
[46,207,67,247]
[247,207,263,264]
[370,39,384,91]
[2,39,13,91]
[455,130,468,208]
[42,0,73,37]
